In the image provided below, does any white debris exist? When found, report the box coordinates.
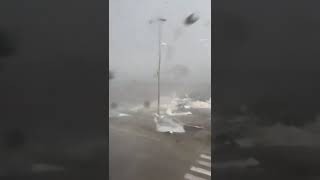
[171,94,211,110]
[184,105,191,109]
[191,100,211,109]
[166,107,192,116]
[118,113,130,117]
[129,95,211,113]
[109,110,131,118]
[153,114,185,133]
[184,124,204,129]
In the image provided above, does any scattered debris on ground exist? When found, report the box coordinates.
[118,113,131,117]
[153,113,185,134]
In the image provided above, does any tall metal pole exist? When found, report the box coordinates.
[156,18,166,116]
[157,21,161,115]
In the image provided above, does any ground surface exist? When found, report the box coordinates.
[109,108,211,180]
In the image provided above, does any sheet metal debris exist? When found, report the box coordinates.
[153,113,185,133]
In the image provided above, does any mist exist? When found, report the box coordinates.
[109,0,211,85]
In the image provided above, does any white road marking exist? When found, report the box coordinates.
[184,173,207,180]
[190,166,211,176]
[200,154,211,161]
[197,160,211,168]
[184,152,212,179]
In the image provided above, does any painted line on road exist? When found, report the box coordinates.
[190,166,211,176]
[184,173,207,180]
[200,154,211,161]
[200,150,211,156]
[110,126,161,142]
[184,153,212,180]
[197,160,211,168]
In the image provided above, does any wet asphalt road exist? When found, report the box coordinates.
[109,110,211,180]
[110,126,190,180]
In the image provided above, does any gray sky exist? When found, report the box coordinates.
[110,0,211,83]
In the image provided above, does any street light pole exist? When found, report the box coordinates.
[152,18,166,116]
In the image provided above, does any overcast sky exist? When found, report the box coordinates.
[110,0,211,83]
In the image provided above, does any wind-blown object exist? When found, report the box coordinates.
[184,13,200,25]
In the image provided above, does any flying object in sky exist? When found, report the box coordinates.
[184,13,200,26]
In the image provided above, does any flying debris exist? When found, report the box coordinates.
[184,13,200,26]
[158,18,167,22]
[149,18,167,24]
